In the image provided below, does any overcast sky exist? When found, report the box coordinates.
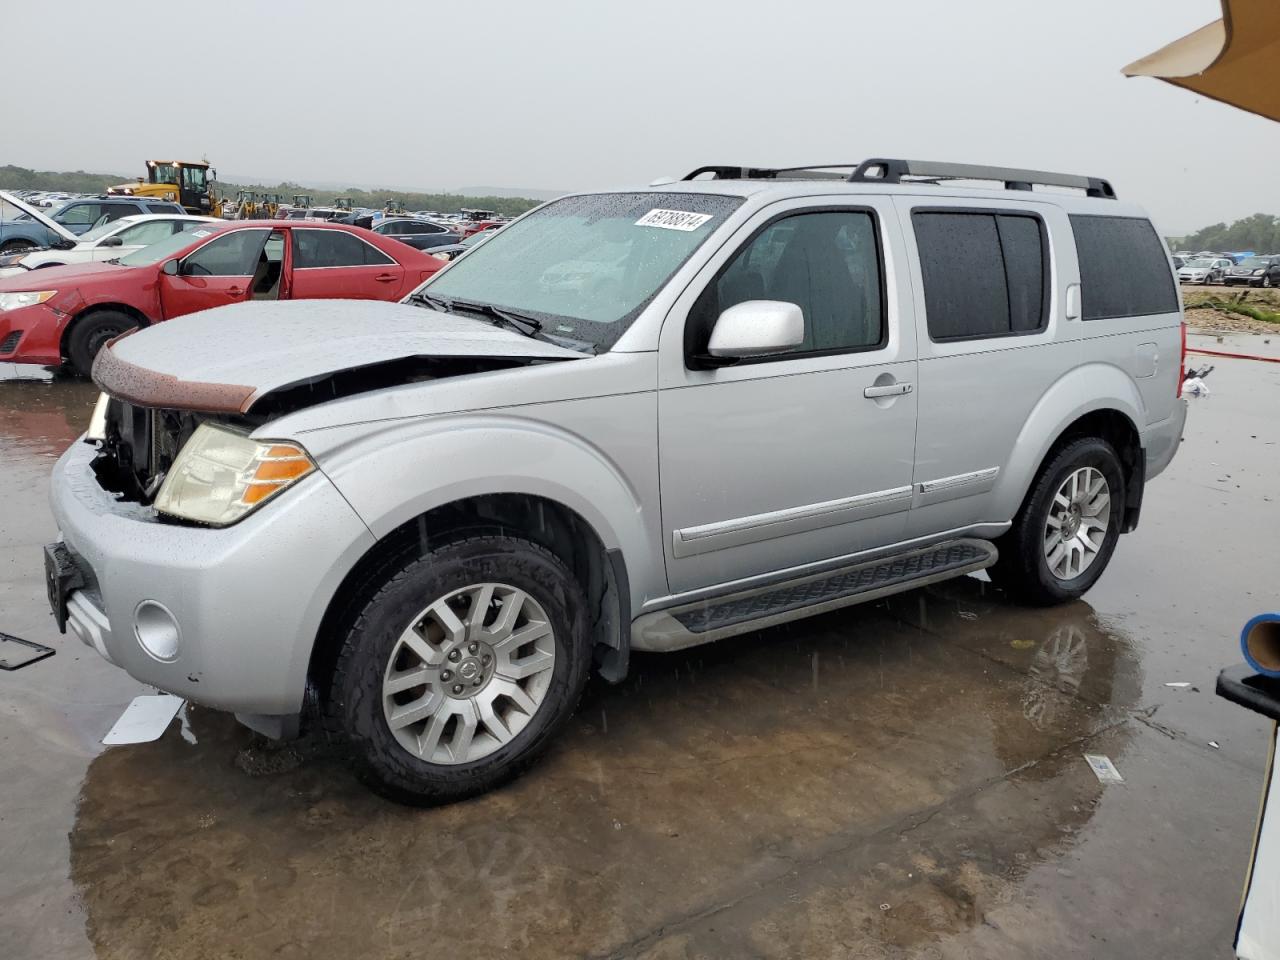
[3,0,1273,234]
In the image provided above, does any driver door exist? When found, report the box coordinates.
[158,228,271,319]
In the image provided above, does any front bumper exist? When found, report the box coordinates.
[49,440,377,715]
[0,302,65,364]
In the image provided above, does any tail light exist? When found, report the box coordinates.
[1177,321,1187,398]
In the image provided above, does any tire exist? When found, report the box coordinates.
[1265,275,1274,289]
[988,437,1125,606]
[0,239,35,255]
[323,534,591,805]
[65,309,139,377]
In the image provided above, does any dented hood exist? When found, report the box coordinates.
[93,298,583,413]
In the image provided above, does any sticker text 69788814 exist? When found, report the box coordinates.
[635,209,714,232]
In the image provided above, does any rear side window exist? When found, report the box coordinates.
[144,202,183,214]
[1070,215,1177,320]
[292,228,394,268]
[912,211,1048,341]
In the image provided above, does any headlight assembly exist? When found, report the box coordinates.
[0,290,56,312]
[155,424,316,526]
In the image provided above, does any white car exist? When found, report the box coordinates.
[1177,257,1232,284]
[0,213,216,277]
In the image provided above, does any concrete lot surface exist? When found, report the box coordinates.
[0,334,1276,959]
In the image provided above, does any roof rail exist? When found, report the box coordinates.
[851,158,1116,199]
[682,158,1117,199]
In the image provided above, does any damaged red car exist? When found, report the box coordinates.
[0,221,444,375]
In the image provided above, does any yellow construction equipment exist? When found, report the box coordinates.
[108,161,222,216]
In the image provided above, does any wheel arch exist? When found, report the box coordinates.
[60,302,150,361]
[995,365,1146,533]
[309,492,633,708]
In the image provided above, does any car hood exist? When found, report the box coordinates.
[92,298,584,414]
[0,189,78,244]
[0,260,132,291]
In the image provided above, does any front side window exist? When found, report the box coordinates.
[686,210,884,358]
[292,229,394,268]
[419,192,742,352]
[913,211,1048,341]
[182,229,271,276]
[1070,215,1177,321]
[54,203,105,227]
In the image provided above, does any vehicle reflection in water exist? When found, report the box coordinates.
[67,575,1142,960]
[0,365,98,459]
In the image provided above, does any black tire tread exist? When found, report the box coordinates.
[322,533,590,805]
[989,436,1125,607]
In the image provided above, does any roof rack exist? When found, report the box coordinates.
[682,158,1117,199]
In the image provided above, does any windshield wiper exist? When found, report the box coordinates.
[407,291,545,339]
[444,298,545,338]
[408,290,453,312]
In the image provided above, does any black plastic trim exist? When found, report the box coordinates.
[1217,664,1280,721]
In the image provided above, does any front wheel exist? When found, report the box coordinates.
[0,239,35,255]
[66,309,139,377]
[989,437,1125,606]
[324,535,591,805]
[1265,275,1274,288]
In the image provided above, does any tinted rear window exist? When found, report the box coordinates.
[912,211,1048,341]
[1070,215,1177,321]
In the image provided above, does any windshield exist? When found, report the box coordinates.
[1185,258,1214,267]
[1239,257,1269,268]
[416,192,742,351]
[119,224,219,266]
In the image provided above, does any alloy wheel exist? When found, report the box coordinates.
[381,582,556,764]
[1042,466,1110,581]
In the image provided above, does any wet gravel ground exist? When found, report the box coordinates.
[0,339,1277,959]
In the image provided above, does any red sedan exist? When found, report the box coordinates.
[0,220,444,375]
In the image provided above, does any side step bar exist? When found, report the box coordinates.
[633,538,997,652]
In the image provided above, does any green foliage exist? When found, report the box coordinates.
[1198,295,1280,326]
[0,165,543,217]
[1176,213,1280,254]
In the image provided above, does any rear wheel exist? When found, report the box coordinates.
[324,535,591,805]
[65,310,138,377]
[989,437,1125,606]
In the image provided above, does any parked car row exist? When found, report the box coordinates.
[0,217,445,375]
[0,192,187,254]
[1175,252,1280,286]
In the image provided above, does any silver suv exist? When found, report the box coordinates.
[45,158,1187,804]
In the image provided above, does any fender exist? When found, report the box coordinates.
[989,361,1144,520]
[313,412,663,611]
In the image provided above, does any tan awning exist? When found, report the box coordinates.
[1123,0,1280,122]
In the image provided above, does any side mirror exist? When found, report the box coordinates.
[100,235,123,248]
[161,259,179,276]
[703,300,805,365]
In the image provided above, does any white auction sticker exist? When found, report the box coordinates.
[190,230,212,238]
[635,209,713,232]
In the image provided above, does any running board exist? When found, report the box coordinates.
[632,538,997,652]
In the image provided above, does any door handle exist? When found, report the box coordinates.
[227,286,244,296]
[863,382,914,399]
[374,273,397,282]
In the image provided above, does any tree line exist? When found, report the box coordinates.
[1173,213,1280,254]
[0,165,543,217]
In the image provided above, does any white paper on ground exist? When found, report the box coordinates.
[1083,753,1124,784]
[103,694,184,745]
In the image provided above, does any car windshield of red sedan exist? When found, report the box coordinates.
[414,192,742,351]
[118,225,224,266]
